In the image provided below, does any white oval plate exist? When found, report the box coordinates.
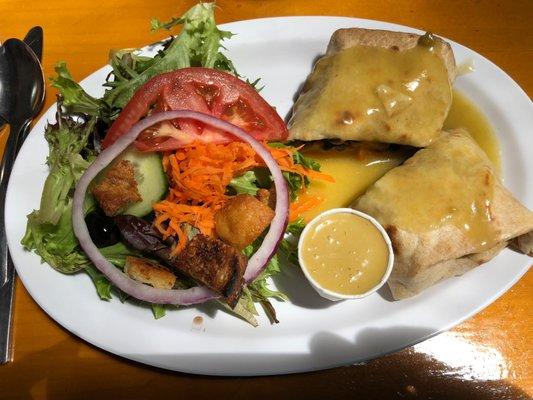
[5,17,532,376]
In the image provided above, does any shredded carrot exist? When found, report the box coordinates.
[289,192,325,222]
[268,146,335,183]
[152,141,333,255]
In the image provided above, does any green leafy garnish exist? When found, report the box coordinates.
[100,242,138,269]
[21,106,97,273]
[279,219,305,267]
[23,201,86,274]
[228,170,260,195]
[103,2,236,113]
[268,142,322,200]
[292,150,321,172]
[286,218,305,236]
[50,63,106,119]
[51,3,237,124]
[241,238,289,324]
[282,171,304,201]
[85,265,113,300]
[38,107,96,225]
[220,287,258,327]
[249,254,287,302]
[151,304,167,319]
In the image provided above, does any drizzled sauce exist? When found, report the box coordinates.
[301,91,500,230]
[289,42,451,147]
[354,130,498,251]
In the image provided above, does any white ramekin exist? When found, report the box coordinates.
[297,208,394,301]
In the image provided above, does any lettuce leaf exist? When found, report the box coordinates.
[286,217,305,236]
[51,3,237,123]
[150,2,235,71]
[99,242,138,269]
[292,150,321,172]
[21,108,98,273]
[267,142,322,201]
[22,201,89,274]
[85,265,113,300]
[282,171,305,201]
[278,220,303,267]
[228,170,260,195]
[249,254,287,302]
[103,2,236,113]
[220,287,258,327]
[151,304,166,319]
[37,109,96,225]
[50,63,106,119]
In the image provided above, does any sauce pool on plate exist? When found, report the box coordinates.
[299,209,393,300]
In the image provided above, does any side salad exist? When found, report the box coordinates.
[22,2,330,326]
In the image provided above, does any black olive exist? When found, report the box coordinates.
[85,211,121,248]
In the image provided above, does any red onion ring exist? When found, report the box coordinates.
[72,110,289,305]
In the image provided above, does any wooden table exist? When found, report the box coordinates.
[1,1,531,398]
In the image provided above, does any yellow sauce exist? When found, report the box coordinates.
[444,89,501,172]
[299,90,500,228]
[301,212,390,295]
[354,130,498,251]
[301,143,413,221]
[289,43,451,147]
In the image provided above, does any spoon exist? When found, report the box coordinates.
[0,27,43,132]
[0,38,45,363]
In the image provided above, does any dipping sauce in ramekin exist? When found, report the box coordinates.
[298,208,393,301]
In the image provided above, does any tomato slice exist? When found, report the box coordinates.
[102,67,289,151]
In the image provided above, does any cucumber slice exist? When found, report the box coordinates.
[117,147,168,217]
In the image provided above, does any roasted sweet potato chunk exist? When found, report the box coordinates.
[215,194,275,249]
[91,160,141,216]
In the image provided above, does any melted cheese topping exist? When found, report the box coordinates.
[289,44,451,147]
[301,212,390,295]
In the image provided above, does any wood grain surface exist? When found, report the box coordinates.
[0,1,531,399]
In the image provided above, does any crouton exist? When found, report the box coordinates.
[173,235,246,306]
[215,194,275,249]
[91,160,142,216]
[256,187,276,210]
[124,256,176,289]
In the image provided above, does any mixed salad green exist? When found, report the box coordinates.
[22,2,317,325]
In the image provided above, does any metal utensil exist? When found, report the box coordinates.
[0,38,45,364]
[0,27,43,132]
